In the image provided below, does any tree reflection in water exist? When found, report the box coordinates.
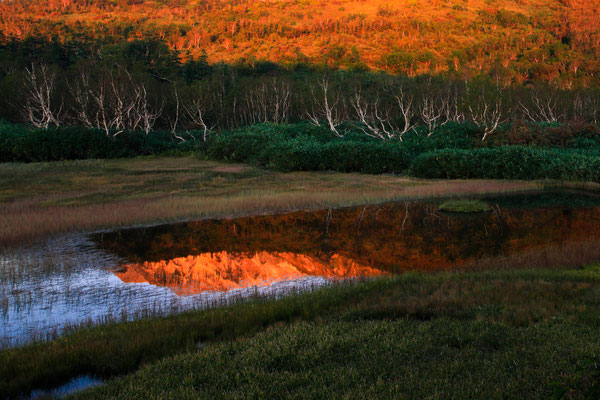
[94,191,600,295]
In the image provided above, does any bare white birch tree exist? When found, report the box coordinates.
[165,84,186,141]
[419,93,444,137]
[581,89,600,126]
[349,86,417,141]
[131,81,163,135]
[22,63,62,128]
[269,77,291,124]
[242,77,291,125]
[389,85,419,140]
[67,67,94,128]
[89,76,112,135]
[305,77,345,137]
[184,83,215,142]
[350,90,387,139]
[444,83,465,123]
[520,87,565,123]
[107,71,137,135]
[465,83,505,141]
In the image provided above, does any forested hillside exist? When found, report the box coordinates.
[1,0,599,86]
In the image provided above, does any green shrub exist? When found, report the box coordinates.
[206,131,271,162]
[485,122,600,149]
[403,122,480,153]
[255,139,414,173]
[257,138,324,171]
[409,147,600,182]
[439,199,490,213]
[0,123,193,162]
[324,141,414,174]
[2,120,599,178]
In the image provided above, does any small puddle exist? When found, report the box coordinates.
[2,190,600,347]
[29,375,103,399]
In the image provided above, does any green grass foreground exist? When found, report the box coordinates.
[2,266,600,398]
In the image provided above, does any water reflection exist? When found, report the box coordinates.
[117,252,382,295]
[2,190,600,347]
[97,191,600,278]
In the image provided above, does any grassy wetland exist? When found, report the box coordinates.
[0,156,544,249]
[78,267,600,400]
[2,156,600,399]
[2,0,600,397]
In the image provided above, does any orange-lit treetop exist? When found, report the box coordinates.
[1,0,599,84]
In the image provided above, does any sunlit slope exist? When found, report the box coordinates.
[1,0,599,82]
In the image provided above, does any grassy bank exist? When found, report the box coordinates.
[2,265,600,398]
[81,316,600,399]
[75,266,600,400]
[0,156,545,248]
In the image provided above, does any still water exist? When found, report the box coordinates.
[2,190,600,347]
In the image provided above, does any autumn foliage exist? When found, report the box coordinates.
[0,0,599,85]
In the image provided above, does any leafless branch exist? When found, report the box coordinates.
[22,63,62,129]
[305,77,345,137]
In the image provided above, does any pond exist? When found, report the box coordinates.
[2,190,600,348]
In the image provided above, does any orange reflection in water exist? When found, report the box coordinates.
[115,251,384,295]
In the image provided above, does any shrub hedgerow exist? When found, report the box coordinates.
[323,141,414,174]
[256,138,323,171]
[254,139,414,173]
[2,121,600,184]
[204,123,600,180]
[409,147,600,182]
[484,121,600,149]
[403,122,479,153]
[0,124,195,162]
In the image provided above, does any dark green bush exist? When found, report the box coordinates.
[206,131,270,162]
[255,139,414,173]
[404,122,479,153]
[0,123,195,162]
[320,141,414,173]
[204,123,599,180]
[204,123,329,162]
[2,121,599,185]
[409,146,600,182]
[257,138,324,171]
[485,122,600,149]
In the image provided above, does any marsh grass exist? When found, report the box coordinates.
[76,266,600,399]
[463,240,600,272]
[0,157,543,248]
[3,157,600,398]
[2,265,600,398]
[77,317,600,399]
[438,199,490,212]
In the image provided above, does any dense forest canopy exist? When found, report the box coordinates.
[0,0,599,140]
[0,0,599,86]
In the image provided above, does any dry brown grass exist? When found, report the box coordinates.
[463,240,600,272]
[0,157,543,248]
